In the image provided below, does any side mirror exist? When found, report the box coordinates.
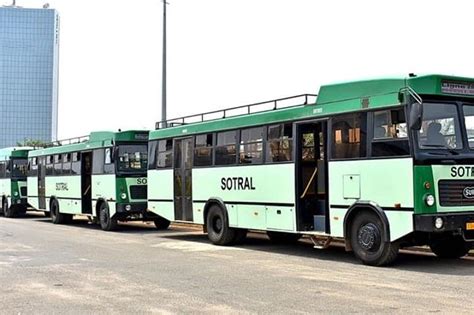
[409,102,423,130]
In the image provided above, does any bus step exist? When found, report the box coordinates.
[309,235,333,249]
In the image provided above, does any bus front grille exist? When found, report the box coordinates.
[129,185,147,200]
[439,180,474,206]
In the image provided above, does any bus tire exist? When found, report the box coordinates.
[99,202,118,231]
[429,236,471,259]
[154,216,171,230]
[206,204,236,246]
[267,231,301,244]
[350,211,399,266]
[50,199,69,224]
[0,197,4,216]
[4,199,16,218]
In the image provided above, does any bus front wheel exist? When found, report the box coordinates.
[350,211,399,266]
[429,236,471,259]
[206,205,237,246]
[154,216,171,230]
[99,202,118,231]
[3,199,15,218]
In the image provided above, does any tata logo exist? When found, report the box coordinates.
[463,187,474,199]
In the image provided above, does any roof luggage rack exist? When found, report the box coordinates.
[43,135,89,148]
[155,94,317,129]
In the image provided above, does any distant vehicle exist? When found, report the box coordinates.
[26,130,159,231]
[0,147,32,217]
[147,74,474,266]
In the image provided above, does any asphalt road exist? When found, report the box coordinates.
[1,213,473,314]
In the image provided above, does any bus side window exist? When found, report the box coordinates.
[157,139,173,168]
[216,131,237,165]
[267,123,293,163]
[240,127,264,164]
[371,109,409,157]
[194,134,213,166]
[53,154,63,176]
[71,152,81,175]
[331,113,367,159]
[0,162,5,178]
[148,141,158,169]
[29,158,38,177]
[104,148,115,174]
[93,149,105,174]
[46,156,54,176]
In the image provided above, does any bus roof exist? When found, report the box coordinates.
[29,130,149,158]
[149,74,474,140]
[0,147,33,161]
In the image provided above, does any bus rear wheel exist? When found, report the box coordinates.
[350,211,399,266]
[154,216,171,230]
[206,205,238,246]
[50,199,71,224]
[99,202,118,231]
[267,231,301,244]
[429,236,471,259]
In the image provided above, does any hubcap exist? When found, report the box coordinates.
[213,216,223,233]
[357,223,381,251]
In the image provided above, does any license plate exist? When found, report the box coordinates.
[467,222,474,230]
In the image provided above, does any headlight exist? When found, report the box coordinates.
[125,205,132,211]
[13,191,19,196]
[121,193,127,200]
[425,194,435,207]
[435,217,444,229]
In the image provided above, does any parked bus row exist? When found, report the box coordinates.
[1,74,474,266]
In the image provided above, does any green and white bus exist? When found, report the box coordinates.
[148,74,474,266]
[0,147,31,218]
[27,130,158,231]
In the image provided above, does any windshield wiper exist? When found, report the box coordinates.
[421,144,459,155]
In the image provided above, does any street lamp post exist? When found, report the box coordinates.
[161,0,169,128]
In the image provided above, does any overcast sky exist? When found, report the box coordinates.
[5,0,474,139]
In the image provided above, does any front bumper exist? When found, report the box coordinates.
[115,202,158,221]
[12,197,28,206]
[414,212,474,240]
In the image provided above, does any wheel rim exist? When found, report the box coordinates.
[357,223,381,252]
[212,216,223,233]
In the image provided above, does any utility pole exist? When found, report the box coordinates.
[161,0,169,128]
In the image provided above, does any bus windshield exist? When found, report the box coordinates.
[416,103,464,150]
[117,144,148,173]
[11,158,28,179]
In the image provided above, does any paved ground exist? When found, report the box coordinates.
[0,213,473,314]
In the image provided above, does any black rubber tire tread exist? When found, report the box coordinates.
[50,199,68,224]
[99,202,118,231]
[350,211,399,266]
[4,199,16,218]
[206,205,236,246]
[267,231,301,244]
[154,216,171,230]
[0,198,4,216]
[429,236,471,259]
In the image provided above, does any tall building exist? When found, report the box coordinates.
[0,5,59,147]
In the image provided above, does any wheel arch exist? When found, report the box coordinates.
[203,198,228,229]
[343,201,391,251]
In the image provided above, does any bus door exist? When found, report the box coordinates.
[173,137,194,221]
[81,151,92,214]
[38,156,46,209]
[296,121,328,232]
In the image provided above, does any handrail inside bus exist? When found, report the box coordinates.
[155,94,318,130]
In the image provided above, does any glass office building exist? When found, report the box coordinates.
[0,6,59,148]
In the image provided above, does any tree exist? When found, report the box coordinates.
[16,139,48,148]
